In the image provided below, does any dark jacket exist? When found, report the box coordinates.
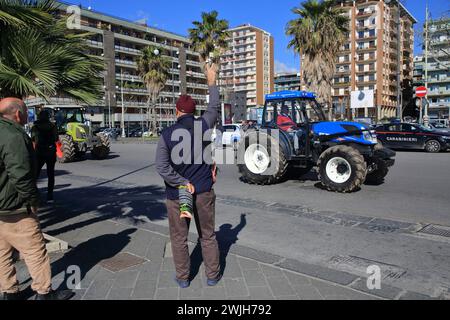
[155,86,219,200]
[31,120,58,157]
[0,117,40,215]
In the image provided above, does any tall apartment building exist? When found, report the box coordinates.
[25,2,208,128]
[413,19,450,120]
[274,72,301,92]
[219,24,274,109]
[333,0,416,120]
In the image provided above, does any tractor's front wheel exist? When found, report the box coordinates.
[366,157,389,185]
[238,131,288,185]
[56,134,76,163]
[91,133,110,160]
[318,145,367,193]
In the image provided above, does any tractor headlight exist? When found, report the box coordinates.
[363,131,377,144]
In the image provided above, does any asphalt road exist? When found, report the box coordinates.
[40,143,450,298]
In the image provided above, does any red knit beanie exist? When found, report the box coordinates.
[176,95,196,114]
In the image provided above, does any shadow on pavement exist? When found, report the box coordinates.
[189,214,247,280]
[51,229,137,290]
[38,184,167,236]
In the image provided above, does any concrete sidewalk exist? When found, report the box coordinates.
[13,205,431,300]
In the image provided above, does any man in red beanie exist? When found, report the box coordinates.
[155,64,221,288]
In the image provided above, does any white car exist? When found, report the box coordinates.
[212,124,241,147]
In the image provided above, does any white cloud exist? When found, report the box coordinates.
[275,60,298,74]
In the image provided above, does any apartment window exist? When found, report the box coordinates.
[369,52,375,60]
[369,29,375,37]
[369,74,375,81]
[369,41,375,48]
[344,76,350,83]
[369,85,374,90]
[358,42,364,49]
[358,31,364,39]
[358,75,364,82]
[358,20,364,27]
[358,54,364,61]
[358,64,364,72]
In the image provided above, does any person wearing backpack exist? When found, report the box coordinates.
[31,110,59,202]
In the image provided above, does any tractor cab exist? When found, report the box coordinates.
[262,91,325,158]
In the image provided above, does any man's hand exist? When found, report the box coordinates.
[204,63,218,86]
[30,206,38,214]
[186,183,195,195]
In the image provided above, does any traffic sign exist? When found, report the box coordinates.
[416,86,427,98]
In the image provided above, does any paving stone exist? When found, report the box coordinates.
[399,291,434,300]
[83,279,114,300]
[221,255,243,278]
[180,287,203,299]
[93,267,116,281]
[71,289,87,301]
[137,260,163,282]
[243,270,268,287]
[237,257,260,270]
[283,271,312,288]
[224,278,249,298]
[107,287,132,300]
[349,278,402,300]
[131,280,157,300]
[146,236,167,261]
[202,286,227,300]
[161,257,176,271]
[313,279,379,300]
[266,276,295,297]
[293,285,324,300]
[277,295,299,300]
[157,271,179,288]
[248,286,275,300]
[113,270,139,289]
[260,264,284,278]
[155,288,179,300]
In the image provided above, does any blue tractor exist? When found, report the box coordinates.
[238,91,396,193]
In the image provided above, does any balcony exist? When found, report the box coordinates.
[356,45,377,52]
[115,45,142,55]
[86,40,103,48]
[428,89,450,97]
[333,82,351,88]
[356,10,376,18]
[356,68,376,74]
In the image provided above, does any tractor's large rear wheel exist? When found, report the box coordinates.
[91,133,110,160]
[57,134,76,163]
[318,145,367,193]
[238,131,288,185]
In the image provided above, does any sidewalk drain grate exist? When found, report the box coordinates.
[99,252,146,272]
[418,225,450,238]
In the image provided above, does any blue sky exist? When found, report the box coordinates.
[73,0,449,73]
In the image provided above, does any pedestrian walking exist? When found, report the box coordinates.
[0,98,73,300]
[31,110,58,202]
[155,64,221,288]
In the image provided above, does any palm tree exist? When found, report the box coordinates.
[137,45,171,135]
[188,10,229,69]
[286,0,349,108]
[0,0,104,104]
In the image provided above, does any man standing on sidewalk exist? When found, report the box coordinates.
[156,64,221,288]
[0,98,72,300]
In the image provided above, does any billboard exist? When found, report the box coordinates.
[351,90,374,109]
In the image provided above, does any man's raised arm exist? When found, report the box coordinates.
[202,63,220,129]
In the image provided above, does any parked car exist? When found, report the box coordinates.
[375,122,450,153]
[212,124,241,148]
[430,122,450,133]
